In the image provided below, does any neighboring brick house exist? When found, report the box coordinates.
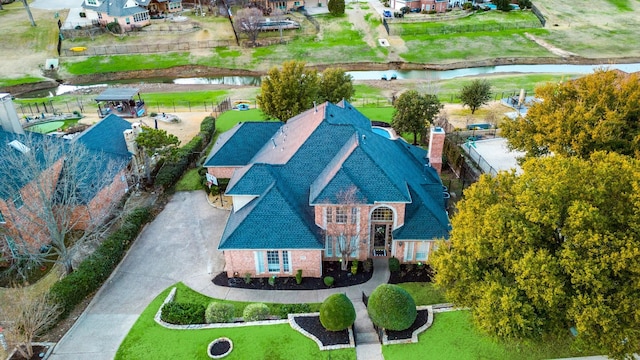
[136,0,183,17]
[252,0,305,12]
[205,101,450,278]
[392,0,448,12]
[81,0,152,32]
[0,114,134,264]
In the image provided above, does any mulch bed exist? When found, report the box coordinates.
[293,315,351,346]
[388,264,434,284]
[213,261,373,290]
[8,345,51,360]
[385,309,429,341]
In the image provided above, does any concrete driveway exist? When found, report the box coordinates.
[48,191,228,360]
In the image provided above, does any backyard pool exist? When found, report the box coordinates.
[372,127,393,139]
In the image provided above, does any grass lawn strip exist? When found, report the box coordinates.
[395,283,448,306]
[382,310,599,360]
[116,283,354,360]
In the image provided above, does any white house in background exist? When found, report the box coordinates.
[81,0,151,32]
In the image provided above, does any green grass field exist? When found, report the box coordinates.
[400,29,555,63]
[383,311,597,360]
[116,283,351,360]
[397,10,541,36]
[63,53,192,75]
[395,283,447,306]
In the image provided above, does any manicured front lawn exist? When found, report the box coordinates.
[383,311,597,360]
[395,283,447,306]
[116,283,352,360]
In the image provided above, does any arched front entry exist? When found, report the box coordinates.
[370,207,394,257]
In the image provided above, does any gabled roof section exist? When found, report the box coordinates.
[393,184,451,240]
[204,122,282,168]
[226,163,279,196]
[219,183,322,250]
[328,100,372,130]
[250,103,327,165]
[74,114,132,157]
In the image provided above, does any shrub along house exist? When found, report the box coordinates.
[0,112,135,265]
[205,101,450,278]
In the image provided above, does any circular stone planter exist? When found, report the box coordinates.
[207,337,233,359]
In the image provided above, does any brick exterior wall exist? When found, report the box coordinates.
[314,203,406,261]
[224,249,322,278]
[0,159,64,259]
[208,167,238,181]
[393,240,438,263]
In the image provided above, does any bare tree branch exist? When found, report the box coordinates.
[324,186,367,271]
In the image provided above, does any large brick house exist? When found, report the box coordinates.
[0,114,134,264]
[391,0,448,12]
[205,101,450,278]
[81,0,154,32]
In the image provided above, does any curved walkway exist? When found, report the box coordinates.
[49,191,388,360]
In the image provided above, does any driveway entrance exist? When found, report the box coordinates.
[48,191,228,360]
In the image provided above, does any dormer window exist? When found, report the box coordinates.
[13,193,24,209]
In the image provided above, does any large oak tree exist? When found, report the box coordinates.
[257,60,319,121]
[391,90,443,145]
[502,70,640,159]
[432,152,640,359]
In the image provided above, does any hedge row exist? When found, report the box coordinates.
[155,116,216,189]
[49,207,153,317]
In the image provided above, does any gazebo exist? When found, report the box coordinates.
[95,88,147,118]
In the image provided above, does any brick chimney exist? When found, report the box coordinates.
[0,93,25,135]
[428,126,445,174]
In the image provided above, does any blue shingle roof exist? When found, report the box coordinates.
[75,114,132,156]
[204,122,282,167]
[217,101,450,250]
[219,183,323,250]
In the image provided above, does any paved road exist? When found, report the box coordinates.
[49,191,228,360]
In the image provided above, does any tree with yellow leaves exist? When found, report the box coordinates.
[432,152,640,360]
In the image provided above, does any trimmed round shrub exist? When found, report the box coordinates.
[243,303,270,321]
[161,302,205,325]
[389,257,400,272]
[324,276,335,287]
[367,284,416,331]
[205,302,236,323]
[320,293,356,331]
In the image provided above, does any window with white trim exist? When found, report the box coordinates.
[350,236,358,257]
[335,207,347,223]
[416,242,429,261]
[371,207,393,221]
[336,235,346,256]
[267,250,280,273]
[5,235,17,257]
[13,193,24,209]
[282,251,290,273]
[87,0,97,5]
[405,242,414,261]
[325,236,333,257]
[255,251,265,273]
[351,208,358,224]
[326,207,333,223]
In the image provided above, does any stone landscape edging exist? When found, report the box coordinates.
[288,312,356,351]
[382,305,434,345]
[153,287,288,330]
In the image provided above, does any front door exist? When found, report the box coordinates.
[372,223,389,256]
